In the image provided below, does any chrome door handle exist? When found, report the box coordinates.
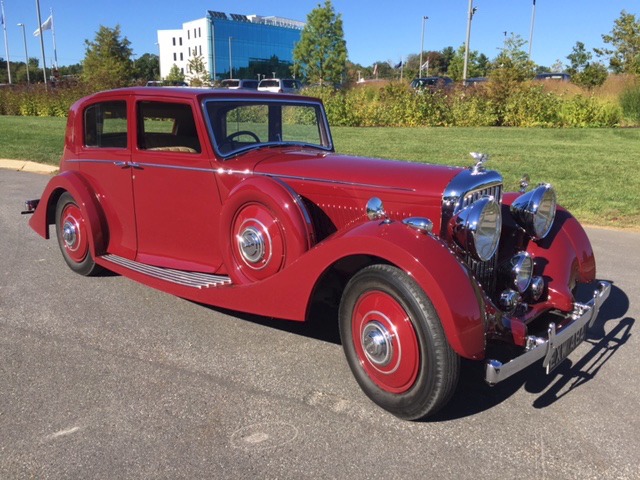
[114,161,128,168]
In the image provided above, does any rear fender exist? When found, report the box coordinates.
[28,171,107,257]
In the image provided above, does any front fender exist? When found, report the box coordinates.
[329,221,487,359]
[28,171,107,257]
[525,207,596,312]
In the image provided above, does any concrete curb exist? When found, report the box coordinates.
[0,159,58,175]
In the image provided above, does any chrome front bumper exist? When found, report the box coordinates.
[485,281,611,385]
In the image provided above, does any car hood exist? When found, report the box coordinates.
[252,149,463,204]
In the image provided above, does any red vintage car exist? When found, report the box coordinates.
[26,87,610,420]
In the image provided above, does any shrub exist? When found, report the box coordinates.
[620,85,640,123]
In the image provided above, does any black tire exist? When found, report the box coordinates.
[339,264,460,420]
[55,192,102,276]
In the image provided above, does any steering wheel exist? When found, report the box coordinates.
[226,130,260,144]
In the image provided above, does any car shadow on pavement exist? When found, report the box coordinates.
[430,281,633,422]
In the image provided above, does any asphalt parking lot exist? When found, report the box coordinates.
[1,169,638,479]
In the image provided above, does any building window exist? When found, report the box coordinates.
[172,37,175,46]
[179,37,182,46]
[198,27,201,37]
[180,53,183,61]
[199,45,202,56]
[181,68,184,74]
[187,30,190,40]
[173,53,177,61]
[188,47,191,56]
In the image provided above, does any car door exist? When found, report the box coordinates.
[74,97,137,259]
[130,98,223,273]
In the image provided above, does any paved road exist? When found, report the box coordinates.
[1,169,638,479]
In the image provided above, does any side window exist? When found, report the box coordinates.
[137,101,201,154]
[84,101,127,148]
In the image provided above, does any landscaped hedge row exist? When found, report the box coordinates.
[305,82,623,128]
[0,81,627,127]
[0,84,94,117]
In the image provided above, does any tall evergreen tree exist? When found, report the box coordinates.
[293,0,347,85]
[82,25,133,90]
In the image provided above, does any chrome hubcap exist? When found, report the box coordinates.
[239,226,265,264]
[62,221,78,248]
[362,321,393,366]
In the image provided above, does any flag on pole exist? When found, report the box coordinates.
[33,15,52,36]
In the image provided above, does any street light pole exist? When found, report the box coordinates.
[463,0,477,83]
[228,36,233,79]
[528,0,537,58]
[17,23,30,84]
[419,16,428,78]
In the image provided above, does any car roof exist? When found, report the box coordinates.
[76,87,316,104]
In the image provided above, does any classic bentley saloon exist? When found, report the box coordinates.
[26,87,610,420]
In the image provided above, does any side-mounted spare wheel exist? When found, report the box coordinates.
[339,264,460,420]
[220,177,314,284]
[55,192,102,276]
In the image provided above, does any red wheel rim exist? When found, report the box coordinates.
[59,203,89,263]
[352,291,420,393]
[231,203,285,282]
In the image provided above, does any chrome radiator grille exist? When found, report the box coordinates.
[441,169,503,295]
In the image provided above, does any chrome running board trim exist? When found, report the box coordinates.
[101,254,232,289]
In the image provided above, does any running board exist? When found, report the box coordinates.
[101,254,232,289]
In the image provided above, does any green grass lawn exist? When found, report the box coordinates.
[1,115,638,229]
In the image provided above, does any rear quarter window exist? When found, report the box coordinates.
[84,101,128,148]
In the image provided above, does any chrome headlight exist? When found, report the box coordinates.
[510,252,533,293]
[450,196,502,262]
[510,184,557,240]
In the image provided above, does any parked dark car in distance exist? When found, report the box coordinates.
[410,76,453,91]
[535,72,571,82]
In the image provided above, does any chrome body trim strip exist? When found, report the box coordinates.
[101,254,232,289]
[65,159,413,191]
[485,281,611,385]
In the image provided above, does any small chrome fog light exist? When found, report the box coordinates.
[529,276,545,301]
[499,289,521,312]
[510,252,533,293]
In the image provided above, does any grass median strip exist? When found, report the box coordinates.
[1,115,638,229]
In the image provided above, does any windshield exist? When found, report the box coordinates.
[204,99,333,157]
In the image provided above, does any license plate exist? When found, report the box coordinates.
[545,322,589,374]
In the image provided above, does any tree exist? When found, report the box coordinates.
[187,55,211,86]
[567,41,608,89]
[292,0,347,85]
[165,64,185,84]
[490,33,536,83]
[596,10,640,74]
[82,25,133,89]
[447,45,487,81]
[134,53,160,82]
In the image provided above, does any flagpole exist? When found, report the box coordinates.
[50,8,57,68]
[1,0,12,84]
[35,0,47,85]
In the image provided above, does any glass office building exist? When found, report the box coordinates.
[209,12,304,80]
[158,12,304,82]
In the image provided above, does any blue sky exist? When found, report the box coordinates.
[1,1,637,71]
